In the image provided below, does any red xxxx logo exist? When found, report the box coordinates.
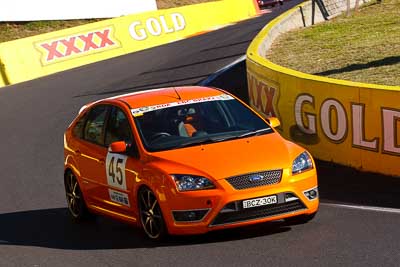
[247,72,280,119]
[36,27,119,65]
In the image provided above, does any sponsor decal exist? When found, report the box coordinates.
[129,13,186,41]
[35,26,120,65]
[248,70,400,158]
[109,189,130,207]
[295,94,400,156]
[131,94,234,116]
[247,71,280,119]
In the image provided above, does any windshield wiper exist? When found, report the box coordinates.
[238,128,272,138]
[177,128,272,148]
[177,137,217,148]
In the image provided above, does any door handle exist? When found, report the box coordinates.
[99,158,105,164]
[74,149,81,155]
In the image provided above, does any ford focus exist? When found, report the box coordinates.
[64,86,318,240]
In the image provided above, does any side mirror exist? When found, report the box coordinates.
[266,117,281,128]
[109,141,127,153]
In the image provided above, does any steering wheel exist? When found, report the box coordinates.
[150,132,171,142]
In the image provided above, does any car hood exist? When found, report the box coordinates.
[148,133,298,180]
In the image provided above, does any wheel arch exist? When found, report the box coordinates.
[64,154,81,179]
[63,166,89,206]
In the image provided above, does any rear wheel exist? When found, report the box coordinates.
[64,171,92,221]
[285,212,317,225]
[138,187,166,240]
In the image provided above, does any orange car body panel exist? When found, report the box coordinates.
[64,86,318,235]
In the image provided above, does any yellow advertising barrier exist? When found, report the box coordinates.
[0,0,259,86]
[247,4,400,177]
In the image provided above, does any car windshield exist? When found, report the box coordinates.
[133,96,273,152]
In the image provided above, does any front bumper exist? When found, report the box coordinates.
[209,192,307,227]
[161,168,318,235]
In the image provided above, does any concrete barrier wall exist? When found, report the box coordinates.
[247,1,400,177]
[0,0,259,87]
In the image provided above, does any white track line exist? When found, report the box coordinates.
[321,203,400,214]
[214,55,246,73]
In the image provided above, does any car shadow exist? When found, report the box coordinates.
[0,208,291,250]
[317,160,400,209]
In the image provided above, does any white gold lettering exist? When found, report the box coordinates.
[295,94,316,134]
[129,13,186,41]
[382,109,400,155]
[129,21,147,41]
[352,104,378,150]
[320,99,347,142]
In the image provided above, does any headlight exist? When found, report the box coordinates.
[171,175,215,192]
[292,151,313,175]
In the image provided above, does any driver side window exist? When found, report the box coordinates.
[105,107,134,146]
[83,105,108,146]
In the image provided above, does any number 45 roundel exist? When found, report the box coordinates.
[106,152,128,190]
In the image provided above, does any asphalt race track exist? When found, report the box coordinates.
[1,1,400,266]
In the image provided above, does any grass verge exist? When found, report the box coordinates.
[0,0,214,43]
[267,0,400,86]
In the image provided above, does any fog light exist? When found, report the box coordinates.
[304,187,318,201]
[172,209,209,222]
[285,193,299,202]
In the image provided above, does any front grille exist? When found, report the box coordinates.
[210,199,306,226]
[226,169,282,190]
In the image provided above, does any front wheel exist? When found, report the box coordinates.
[138,187,167,240]
[64,171,92,222]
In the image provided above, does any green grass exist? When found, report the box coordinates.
[0,0,214,43]
[267,0,400,86]
[0,20,102,43]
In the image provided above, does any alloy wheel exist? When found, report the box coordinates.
[138,188,166,240]
[65,171,87,220]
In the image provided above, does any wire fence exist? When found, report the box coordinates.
[320,0,369,17]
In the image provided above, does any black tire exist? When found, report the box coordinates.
[284,212,317,225]
[64,171,93,222]
[138,187,167,240]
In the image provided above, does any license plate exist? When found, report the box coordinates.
[243,195,277,209]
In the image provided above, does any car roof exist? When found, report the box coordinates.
[107,86,225,109]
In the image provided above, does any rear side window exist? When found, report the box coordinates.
[105,107,133,146]
[72,112,88,139]
[84,105,108,146]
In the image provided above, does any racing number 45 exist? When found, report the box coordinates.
[106,152,127,190]
[108,157,124,185]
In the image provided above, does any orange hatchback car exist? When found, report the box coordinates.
[64,86,318,239]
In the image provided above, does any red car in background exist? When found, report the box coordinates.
[258,0,283,8]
